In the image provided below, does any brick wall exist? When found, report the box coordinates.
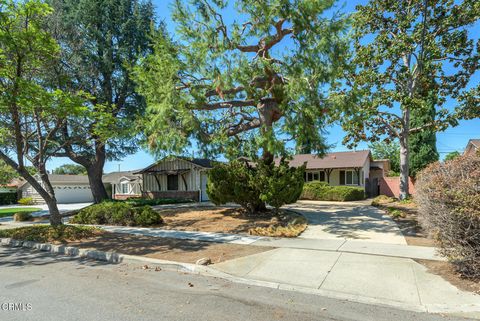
[142,191,200,202]
[379,177,416,198]
[113,194,142,200]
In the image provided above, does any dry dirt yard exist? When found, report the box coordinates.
[158,207,272,233]
[66,232,274,264]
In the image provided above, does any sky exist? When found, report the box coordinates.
[46,0,480,173]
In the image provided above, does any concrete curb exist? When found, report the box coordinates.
[2,237,480,317]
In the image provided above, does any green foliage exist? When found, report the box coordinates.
[334,0,480,197]
[0,192,17,205]
[52,164,87,175]
[71,202,163,227]
[301,181,365,201]
[0,207,41,218]
[207,161,264,214]
[386,207,405,219]
[369,141,400,173]
[258,158,306,212]
[207,159,305,214]
[0,225,99,243]
[444,151,461,161]
[13,212,33,222]
[134,0,348,158]
[120,198,193,206]
[18,197,35,206]
[416,154,480,279]
[409,96,439,177]
[0,160,17,185]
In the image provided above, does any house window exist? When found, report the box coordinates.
[167,175,178,191]
[120,182,129,194]
[305,171,326,182]
[341,170,360,185]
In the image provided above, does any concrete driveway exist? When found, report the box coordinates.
[285,200,407,245]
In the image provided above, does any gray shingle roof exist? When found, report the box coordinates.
[102,171,142,184]
[276,150,371,169]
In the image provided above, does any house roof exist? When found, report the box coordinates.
[468,139,480,148]
[135,157,214,174]
[46,174,90,184]
[102,171,142,184]
[276,150,371,169]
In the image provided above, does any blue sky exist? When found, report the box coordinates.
[46,0,480,173]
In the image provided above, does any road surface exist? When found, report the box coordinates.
[0,247,469,321]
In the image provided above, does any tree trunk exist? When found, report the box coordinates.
[46,198,62,225]
[399,135,410,200]
[87,164,108,203]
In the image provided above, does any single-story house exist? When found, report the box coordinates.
[102,171,143,200]
[277,150,389,197]
[464,139,480,156]
[134,157,213,202]
[19,174,94,204]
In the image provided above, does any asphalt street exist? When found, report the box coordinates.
[0,246,470,321]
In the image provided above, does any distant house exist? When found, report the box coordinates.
[103,171,143,200]
[277,150,389,197]
[19,174,94,204]
[464,139,480,156]
[134,157,214,202]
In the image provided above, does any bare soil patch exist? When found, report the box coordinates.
[416,259,480,294]
[157,206,306,237]
[66,232,274,264]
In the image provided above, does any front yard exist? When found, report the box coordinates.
[0,207,42,218]
[157,206,307,237]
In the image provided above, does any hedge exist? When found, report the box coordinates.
[0,192,17,205]
[301,181,365,201]
[70,202,163,227]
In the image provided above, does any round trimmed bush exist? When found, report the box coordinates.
[416,154,480,279]
[71,202,163,227]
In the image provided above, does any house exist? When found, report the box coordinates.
[277,150,389,197]
[134,157,214,202]
[19,174,94,204]
[102,171,143,200]
[464,139,480,156]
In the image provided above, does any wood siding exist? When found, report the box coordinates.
[142,159,202,192]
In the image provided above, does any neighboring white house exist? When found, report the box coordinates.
[102,171,143,200]
[19,174,94,204]
[135,157,213,202]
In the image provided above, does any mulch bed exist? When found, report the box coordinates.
[66,232,274,264]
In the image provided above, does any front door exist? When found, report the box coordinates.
[200,172,209,201]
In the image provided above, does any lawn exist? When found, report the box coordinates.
[0,207,42,218]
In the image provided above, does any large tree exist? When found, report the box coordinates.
[134,0,348,161]
[52,164,88,175]
[368,140,400,174]
[335,0,480,199]
[45,0,156,203]
[0,0,83,225]
[409,76,439,177]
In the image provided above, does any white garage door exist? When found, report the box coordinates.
[54,185,94,204]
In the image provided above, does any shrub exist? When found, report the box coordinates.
[0,192,17,205]
[207,159,305,214]
[416,154,480,279]
[0,225,99,243]
[301,182,365,201]
[371,195,395,206]
[13,212,33,222]
[71,202,163,227]
[18,197,34,205]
